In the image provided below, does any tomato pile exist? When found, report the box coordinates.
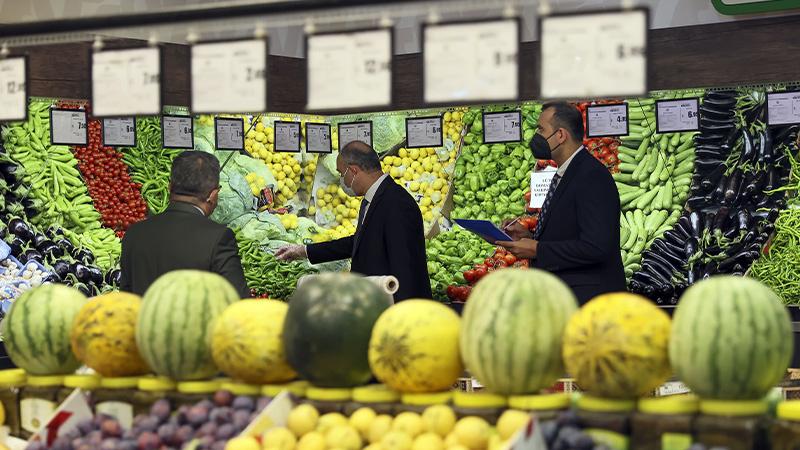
[446,247,530,302]
[576,101,622,170]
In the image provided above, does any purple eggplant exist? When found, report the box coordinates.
[8,218,34,242]
[51,260,70,279]
[75,249,95,265]
[70,262,92,284]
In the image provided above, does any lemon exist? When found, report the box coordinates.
[224,436,260,450]
[326,425,362,450]
[392,412,424,438]
[422,405,456,437]
[297,431,326,450]
[350,407,377,438]
[453,417,490,450]
[317,413,349,434]
[255,131,266,142]
[399,148,408,158]
[444,112,452,122]
[412,432,444,450]
[444,433,460,447]
[256,122,265,132]
[390,167,402,178]
[287,404,319,437]
[409,182,420,192]
[403,171,415,182]
[409,149,420,160]
[381,431,413,450]
[317,199,327,208]
[447,446,470,450]
[420,197,432,207]
[402,157,412,167]
[497,410,530,441]
[368,414,394,444]
[262,427,297,450]
[364,445,384,450]
[488,434,506,450]
[423,211,434,222]
[308,206,317,215]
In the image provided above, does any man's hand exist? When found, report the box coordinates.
[502,219,532,241]
[496,239,538,260]
[275,244,307,262]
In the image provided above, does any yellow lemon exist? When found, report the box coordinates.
[488,434,507,450]
[409,182,420,192]
[262,427,297,450]
[308,206,317,215]
[297,431,326,450]
[402,157,412,167]
[423,211,434,222]
[390,167,402,178]
[381,431,413,450]
[364,445,384,450]
[224,436,260,450]
[317,413,349,434]
[392,412,424,438]
[288,405,320,437]
[255,131,266,143]
[412,432,444,450]
[399,148,408,158]
[326,425,362,450]
[422,405,456,438]
[444,433,460,447]
[317,199,327,208]
[409,148,420,160]
[453,417,490,450]
[497,410,530,441]
[368,415,394,444]
[350,407,377,439]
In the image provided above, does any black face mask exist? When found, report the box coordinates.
[530,130,562,160]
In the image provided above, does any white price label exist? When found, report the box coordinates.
[767,91,800,126]
[656,98,699,133]
[50,109,88,145]
[306,123,332,154]
[541,9,647,99]
[338,122,373,151]
[92,47,161,117]
[530,168,557,209]
[406,116,443,148]
[0,56,27,122]
[307,29,392,110]
[483,111,521,144]
[586,104,629,137]
[192,39,267,113]
[215,117,245,151]
[102,117,136,147]
[424,19,518,104]
[162,115,194,149]
[274,121,301,153]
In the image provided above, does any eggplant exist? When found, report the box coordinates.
[42,273,61,283]
[696,159,726,173]
[55,238,76,255]
[740,128,754,162]
[694,135,727,146]
[704,212,716,236]
[23,249,42,263]
[737,209,752,232]
[71,262,92,283]
[46,225,65,238]
[32,233,47,248]
[764,166,779,192]
[7,237,24,257]
[713,174,728,202]
[696,149,725,160]
[713,207,731,235]
[664,230,687,247]
[643,256,676,281]
[699,105,735,120]
[687,264,699,285]
[635,266,670,287]
[37,240,63,259]
[767,208,780,222]
[688,211,703,237]
[52,260,70,280]
[744,104,765,125]
[677,215,695,238]
[724,169,742,205]
[774,125,799,145]
[105,268,122,286]
[75,283,91,296]
[702,260,719,277]
[75,249,95,265]
[659,238,687,257]
[86,266,104,285]
[8,218,34,242]
[761,129,774,163]
[650,244,685,268]
[700,117,735,128]
[684,237,699,259]
[745,170,765,197]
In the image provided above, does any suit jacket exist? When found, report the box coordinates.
[307,177,432,301]
[534,149,627,304]
[120,201,249,298]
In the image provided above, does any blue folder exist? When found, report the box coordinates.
[454,219,513,243]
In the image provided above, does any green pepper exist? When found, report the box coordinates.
[505,166,516,179]
[462,152,474,163]
[510,189,523,201]
[454,273,467,284]
[472,119,483,132]
[464,191,476,202]
[464,134,474,145]
[496,204,507,215]
[515,168,527,180]
[486,185,500,197]
[523,129,535,142]
[496,180,509,191]
[511,159,522,170]
[454,165,465,179]
[476,191,486,201]
[471,205,481,216]
[484,202,495,214]
[464,250,477,261]
[452,194,465,204]
[469,176,479,192]
[491,215,501,224]
[509,204,525,215]
[520,160,531,173]
[427,248,440,258]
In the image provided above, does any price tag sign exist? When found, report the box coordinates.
[50,108,88,145]
[102,117,136,147]
[307,29,392,111]
[530,168,557,209]
[192,39,267,114]
[540,9,648,99]
[215,117,245,151]
[406,116,443,148]
[766,91,800,126]
[423,19,519,104]
[306,123,332,154]
[656,98,700,133]
[162,115,194,149]
[586,103,629,137]
[274,121,301,153]
[483,111,521,144]
[0,56,27,122]
[92,47,161,117]
[338,121,373,151]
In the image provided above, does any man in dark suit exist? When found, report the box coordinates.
[120,151,249,298]
[276,141,431,301]
[499,102,626,304]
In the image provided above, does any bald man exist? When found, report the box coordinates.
[277,141,432,301]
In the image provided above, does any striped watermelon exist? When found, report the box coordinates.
[670,276,793,400]
[136,270,241,380]
[460,269,578,395]
[0,284,87,375]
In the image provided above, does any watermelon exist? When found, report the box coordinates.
[283,273,393,387]
[670,276,793,399]
[1,284,87,375]
[460,269,578,395]
[369,299,463,393]
[211,299,297,384]
[563,293,672,398]
[71,292,150,377]
[136,270,241,380]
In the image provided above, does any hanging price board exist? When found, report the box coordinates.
[540,9,648,99]
[0,56,27,122]
[306,123,332,154]
[102,117,136,147]
[162,115,194,149]
[274,121,301,153]
[766,91,800,126]
[191,39,267,114]
[586,103,629,137]
[483,111,521,144]
[50,108,88,145]
[406,116,443,148]
[92,47,161,117]
[215,117,245,151]
[423,19,519,104]
[656,98,700,133]
[307,29,392,111]
[338,121,373,151]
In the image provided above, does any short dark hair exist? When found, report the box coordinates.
[542,102,584,142]
[341,141,382,172]
[170,151,220,198]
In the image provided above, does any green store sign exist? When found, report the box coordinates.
[712,0,800,15]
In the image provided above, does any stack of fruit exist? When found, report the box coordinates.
[278,213,300,231]
[381,147,455,226]
[245,172,267,197]
[315,184,359,238]
[446,247,530,302]
[244,118,304,207]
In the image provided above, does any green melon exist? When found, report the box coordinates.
[671,276,793,399]
[136,270,241,380]
[1,284,87,375]
[282,273,393,387]
[460,268,578,395]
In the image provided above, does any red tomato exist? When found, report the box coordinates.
[504,254,517,264]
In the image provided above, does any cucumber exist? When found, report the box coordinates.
[635,187,660,210]
[649,156,665,185]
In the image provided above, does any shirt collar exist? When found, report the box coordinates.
[557,145,585,178]
[364,173,389,203]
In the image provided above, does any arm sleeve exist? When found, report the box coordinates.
[212,228,250,298]
[119,233,133,293]
[307,236,355,265]
[536,171,620,272]
[384,202,426,301]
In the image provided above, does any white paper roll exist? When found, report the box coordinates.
[296,274,399,296]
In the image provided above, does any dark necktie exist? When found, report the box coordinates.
[357,198,369,229]
[533,174,561,240]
